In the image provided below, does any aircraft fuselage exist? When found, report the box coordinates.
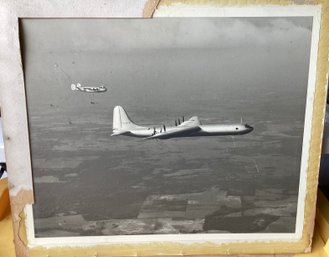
[111,106,253,140]
[117,124,253,139]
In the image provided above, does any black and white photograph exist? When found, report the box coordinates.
[20,17,313,238]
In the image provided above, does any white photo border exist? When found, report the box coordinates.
[21,5,322,248]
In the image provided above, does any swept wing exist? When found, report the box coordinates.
[145,116,201,140]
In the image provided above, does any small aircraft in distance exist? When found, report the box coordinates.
[71,83,107,93]
[111,106,253,140]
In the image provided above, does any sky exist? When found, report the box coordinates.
[22,18,311,53]
[20,17,312,122]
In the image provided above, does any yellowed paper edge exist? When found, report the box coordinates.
[143,0,162,17]
[6,0,328,256]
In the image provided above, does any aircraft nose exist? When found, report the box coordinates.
[245,124,253,132]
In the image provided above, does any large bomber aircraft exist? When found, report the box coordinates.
[71,83,107,93]
[111,106,253,140]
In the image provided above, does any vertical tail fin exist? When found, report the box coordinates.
[113,106,142,131]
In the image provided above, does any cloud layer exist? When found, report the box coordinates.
[22,17,312,54]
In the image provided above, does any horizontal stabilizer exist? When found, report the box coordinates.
[111,130,129,136]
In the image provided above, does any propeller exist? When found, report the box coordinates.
[178,118,181,125]
[182,116,185,122]
[240,117,253,130]
[163,125,166,132]
[175,120,177,126]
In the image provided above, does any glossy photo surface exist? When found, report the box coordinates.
[20,17,313,237]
